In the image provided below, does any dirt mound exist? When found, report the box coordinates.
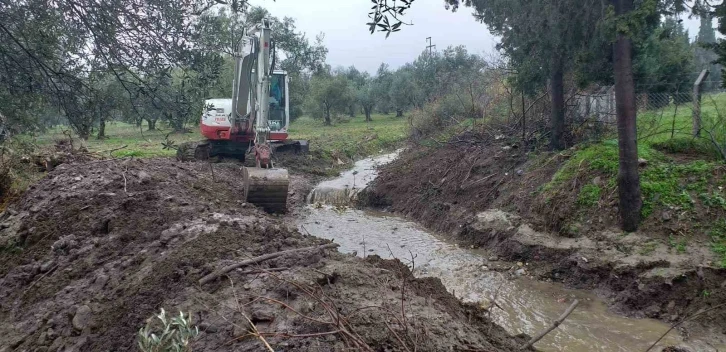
[0,158,525,351]
[366,137,726,337]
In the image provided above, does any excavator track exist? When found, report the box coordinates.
[243,167,289,213]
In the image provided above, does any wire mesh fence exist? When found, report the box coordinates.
[569,86,726,160]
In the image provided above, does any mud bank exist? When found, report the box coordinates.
[0,157,525,351]
[365,140,726,344]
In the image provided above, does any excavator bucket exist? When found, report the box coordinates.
[243,167,289,213]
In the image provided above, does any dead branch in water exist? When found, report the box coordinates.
[519,299,579,350]
[199,243,338,285]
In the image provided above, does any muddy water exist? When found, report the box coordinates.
[298,153,716,352]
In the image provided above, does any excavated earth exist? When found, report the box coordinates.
[364,137,726,342]
[0,157,527,351]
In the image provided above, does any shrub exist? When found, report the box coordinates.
[137,309,199,352]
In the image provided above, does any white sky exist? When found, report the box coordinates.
[249,0,712,74]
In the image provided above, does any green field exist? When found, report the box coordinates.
[31,114,408,160]
[638,92,726,154]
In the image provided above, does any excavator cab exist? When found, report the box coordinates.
[268,71,288,132]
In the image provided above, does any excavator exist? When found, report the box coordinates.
[177,19,306,213]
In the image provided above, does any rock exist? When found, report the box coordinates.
[251,310,275,323]
[667,300,676,310]
[48,337,64,351]
[137,171,151,184]
[73,176,82,181]
[638,158,648,167]
[516,169,523,176]
[516,262,524,267]
[40,260,56,273]
[488,256,499,262]
[515,268,526,277]
[46,327,57,340]
[662,211,672,221]
[592,176,602,186]
[92,273,109,290]
[480,266,489,271]
[72,305,94,331]
[37,331,48,345]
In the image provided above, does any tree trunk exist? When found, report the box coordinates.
[324,105,331,126]
[550,60,565,150]
[147,119,157,131]
[364,107,372,122]
[395,109,403,117]
[612,0,642,232]
[136,118,142,128]
[97,115,106,139]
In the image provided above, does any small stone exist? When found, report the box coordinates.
[37,331,48,345]
[74,177,82,181]
[638,158,648,167]
[46,327,57,340]
[516,169,523,176]
[40,260,56,273]
[592,176,602,186]
[515,268,526,276]
[92,273,109,290]
[667,300,676,310]
[48,337,64,351]
[662,211,672,221]
[516,262,524,267]
[72,305,94,331]
[481,266,489,271]
[489,256,499,262]
[243,284,251,290]
[137,171,151,184]
[251,310,274,323]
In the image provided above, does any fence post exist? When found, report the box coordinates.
[693,69,710,137]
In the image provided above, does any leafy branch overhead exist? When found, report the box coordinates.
[367,0,414,37]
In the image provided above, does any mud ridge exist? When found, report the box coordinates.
[0,157,526,351]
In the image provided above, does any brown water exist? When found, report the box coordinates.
[298,152,724,352]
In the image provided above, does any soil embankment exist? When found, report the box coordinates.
[365,136,726,339]
[0,156,526,351]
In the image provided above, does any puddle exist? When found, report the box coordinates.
[298,153,722,352]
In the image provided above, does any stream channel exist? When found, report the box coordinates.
[296,151,719,352]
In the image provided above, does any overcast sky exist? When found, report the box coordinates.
[249,0,712,74]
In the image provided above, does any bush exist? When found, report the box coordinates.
[137,309,199,352]
[408,94,476,140]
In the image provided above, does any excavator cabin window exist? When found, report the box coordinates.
[269,73,286,131]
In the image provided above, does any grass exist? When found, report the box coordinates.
[638,92,726,145]
[288,114,407,162]
[32,122,202,158]
[577,184,602,207]
[29,114,408,161]
[708,220,726,268]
